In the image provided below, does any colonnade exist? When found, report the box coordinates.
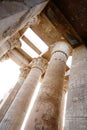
[0,65,30,122]
[0,57,47,130]
[23,41,71,130]
[0,40,87,130]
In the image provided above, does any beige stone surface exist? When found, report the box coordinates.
[0,41,10,58]
[8,49,30,66]
[0,57,47,130]
[0,35,21,59]
[0,1,86,130]
[64,45,87,130]
[0,0,48,42]
[24,41,70,130]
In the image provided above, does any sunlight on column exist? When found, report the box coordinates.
[0,59,20,104]
[21,82,41,130]
[66,56,72,68]
[63,93,68,128]
[63,56,72,127]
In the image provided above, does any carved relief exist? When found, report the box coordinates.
[25,16,40,27]
[50,41,71,61]
[31,57,48,74]
[19,65,31,79]
[8,33,21,49]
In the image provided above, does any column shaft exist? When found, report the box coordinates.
[9,49,30,65]
[0,79,23,122]
[0,57,47,130]
[58,79,69,130]
[24,41,71,130]
[0,66,29,122]
[64,45,87,130]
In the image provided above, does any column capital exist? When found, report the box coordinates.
[30,57,48,74]
[19,65,31,79]
[50,40,72,59]
[8,34,21,49]
[0,53,9,61]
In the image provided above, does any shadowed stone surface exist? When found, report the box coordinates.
[64,45,87,130]
[0,0,48,43]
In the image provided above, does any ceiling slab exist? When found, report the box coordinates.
[52,0,87,44]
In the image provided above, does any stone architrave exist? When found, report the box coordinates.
[24,41,71,130]
[0,57,47,130]
[0,65,30,122]
[64,45,87,130]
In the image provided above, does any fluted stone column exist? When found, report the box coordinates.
[24,41,71,130]
[64,45,87,130]
[0,65,30,122]
[0,57,47,130]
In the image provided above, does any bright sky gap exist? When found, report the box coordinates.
[24,28,48,53]
[20,38,39,58]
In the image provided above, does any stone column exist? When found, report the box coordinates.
[0,57,47,130]
[64,45,87,130]
[0,53,9,61]
[8,49,30,66]
[0,41,10,58]
[0,65,30,122]
[58,79,69,130]
[24,41,71,130]
[0,36,21,58]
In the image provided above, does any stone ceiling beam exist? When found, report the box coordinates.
[53,0,87,44]
[44,1,84,48]
[8,48,31,66]
[31,13,61,46]
[22,35,41,54]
